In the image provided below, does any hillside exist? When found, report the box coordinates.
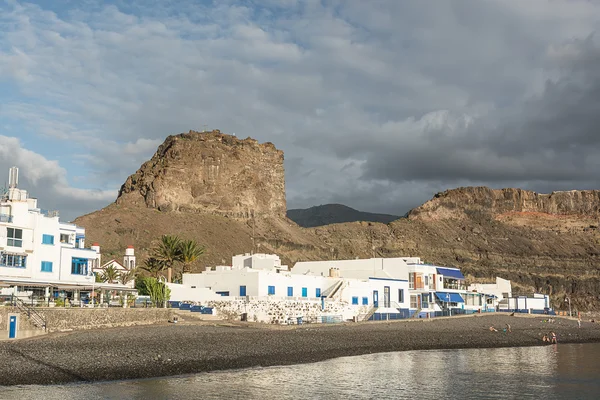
[287,204,400,227]
[75,130,600,311]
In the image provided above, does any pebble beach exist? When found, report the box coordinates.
[1,314,599,386]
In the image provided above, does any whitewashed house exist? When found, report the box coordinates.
[0,167,132,303]
[94,245,137,288]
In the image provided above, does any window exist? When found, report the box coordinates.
[60,234,70,244]
[71,257,88,275]
[239,285,247,296]
[410,295,418,309]
[7,228,23,247]
[409,273,414,289]
[301,287,307,297]
[268,285,275,295]
[398,289,404,303]
[424,275,429,286]
[316,288,321,297]
[41,261,53,272]
[352,296,359,305]
[362,297,368,305]
[42,234,54,245]
[0,253,26,268]
[287,286,293,297]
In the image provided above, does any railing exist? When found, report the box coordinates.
[13,298,47,331]
[362,306,378,321]
[0,214,13,223]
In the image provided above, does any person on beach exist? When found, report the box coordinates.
[578,317,581,329]
[551,332,557,344]
[489,326,497,332]
[542,334,549,342]
[506,323,511,333]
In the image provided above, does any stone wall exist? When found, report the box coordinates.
[0,307,40,331]
[19,308,174,332]
[207,298,368,324]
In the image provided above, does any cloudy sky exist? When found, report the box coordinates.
[1,0,600,221]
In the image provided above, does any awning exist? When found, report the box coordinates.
[435,292,464,303]
[436,267,465,280]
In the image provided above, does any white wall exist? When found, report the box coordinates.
[293,257,412,281]
[467,277,512,301]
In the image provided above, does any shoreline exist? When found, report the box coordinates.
[1,314,599,386]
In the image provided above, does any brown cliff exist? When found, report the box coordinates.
[116,130,286,219]
[75,130,600,311]
[409,187,600,221]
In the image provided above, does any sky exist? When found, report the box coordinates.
[1,0,600,221]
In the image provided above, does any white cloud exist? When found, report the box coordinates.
[0,135,115,220]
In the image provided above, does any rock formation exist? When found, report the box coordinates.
[117,130,286,219]
[409,187,600,221]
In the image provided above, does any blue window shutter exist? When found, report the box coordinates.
[41,261,53,272]
[42,234,54,245]
[362,297,368,305]
[268,286,275,295]
[316,288,321,297]
[301,287,307,297]
[352,296,359,305]
[287,287,293,296]
[239,286,247,296]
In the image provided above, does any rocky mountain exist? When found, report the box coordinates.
[287,204,400,227]
[117,130,286,218]
[75,130,600,311]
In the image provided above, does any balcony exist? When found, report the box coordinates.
[0,214,13,223]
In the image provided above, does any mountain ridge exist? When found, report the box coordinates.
[287,203,401,227]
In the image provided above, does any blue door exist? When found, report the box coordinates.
[239,286,246,296]
[373,290,379,308]
[9,316,17,339]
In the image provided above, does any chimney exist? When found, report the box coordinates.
[8,167,18,189]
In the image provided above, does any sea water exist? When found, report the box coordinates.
[3,343,600,399]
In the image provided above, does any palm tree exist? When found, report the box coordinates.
[101,265,119,283]
[152,234,182,283]
[119,267,138,286]
[179,239,205,274]
[141,257,165,279]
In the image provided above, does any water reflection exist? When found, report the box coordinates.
[2,343,599,400]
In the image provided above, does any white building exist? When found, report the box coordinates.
[0,167,131,303]
[95,245,137,288]
[167,253,411,321]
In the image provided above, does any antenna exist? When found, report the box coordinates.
[8,167,18,189]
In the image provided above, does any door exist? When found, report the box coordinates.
[9,315,17,339]
[384,286,390,308]
[239,286,247,297]
[415,275,423,289]
[373,290,379,308]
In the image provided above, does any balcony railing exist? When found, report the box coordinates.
[0,214,13,223]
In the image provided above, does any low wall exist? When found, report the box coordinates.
[41,308,174,332]
[0,307,173,332]
[206,298,367,323]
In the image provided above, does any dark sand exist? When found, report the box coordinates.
[1,314,599,386]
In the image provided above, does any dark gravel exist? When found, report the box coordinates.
[1,314,599,386]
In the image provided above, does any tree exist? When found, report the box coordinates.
[101,265,119,283]
[141,257,165,279]
[152,235,182,283]
[179,239,205,274]
[119,267,137,286]
[143,277,171,308]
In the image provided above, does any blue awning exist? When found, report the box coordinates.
[435,292,464,303]
[436,267,465,280]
